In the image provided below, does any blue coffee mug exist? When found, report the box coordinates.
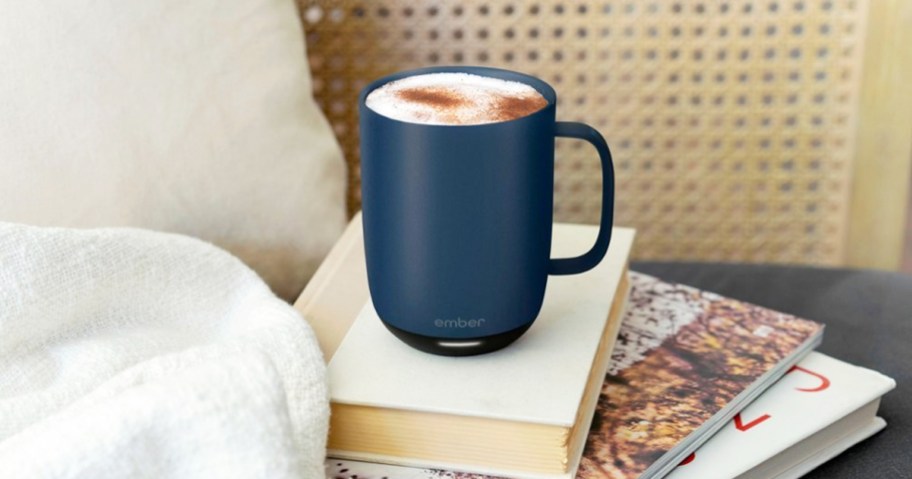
[359,66,614,356]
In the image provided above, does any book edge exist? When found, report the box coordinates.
[294,212,364,360]
[326,450,576,479]
[733,398,884,479]
[563,272,632,477]
[769,416,886,479]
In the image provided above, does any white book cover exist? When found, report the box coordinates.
[328,225,635,426]
[668,352,895,479]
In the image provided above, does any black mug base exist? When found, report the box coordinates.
[380,320,533,356]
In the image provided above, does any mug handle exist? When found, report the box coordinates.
[549,122,615,275]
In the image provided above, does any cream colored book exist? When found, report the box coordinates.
[294,213,635,478]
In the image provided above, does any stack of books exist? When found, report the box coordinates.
[295,215,895,479]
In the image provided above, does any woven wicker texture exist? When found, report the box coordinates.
[298,0,867,264]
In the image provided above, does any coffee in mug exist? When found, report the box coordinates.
[359,66,615,356]
[364,72,548,125]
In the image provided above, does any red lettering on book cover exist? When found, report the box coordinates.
[733,412,771,431]
[787,365,831,392]
[678,452,696,466]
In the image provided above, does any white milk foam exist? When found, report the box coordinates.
[365,72,548,125]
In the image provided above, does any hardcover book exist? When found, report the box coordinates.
[668,351,894,479]
[295,213,636,478]
[317,272,827,479]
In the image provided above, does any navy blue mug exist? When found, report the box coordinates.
[359,66,614,356]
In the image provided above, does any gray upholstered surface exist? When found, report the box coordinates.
[631,262,911,479]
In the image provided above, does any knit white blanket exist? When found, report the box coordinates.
[0,223,328,478]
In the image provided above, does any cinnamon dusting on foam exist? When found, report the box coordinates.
[397,88,467,109]
[365,73,548,125]
[494,95,549,122]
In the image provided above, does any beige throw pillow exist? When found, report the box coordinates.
[0,0,346,300]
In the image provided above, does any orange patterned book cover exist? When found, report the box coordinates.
[577,273,823,478]
[324,272,824,479]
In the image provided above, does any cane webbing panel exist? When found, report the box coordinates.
[298,0,868,265]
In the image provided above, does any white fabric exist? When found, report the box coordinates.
[0,0,346,300]
[0,223,329,478]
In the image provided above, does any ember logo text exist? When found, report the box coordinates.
[434,318,486,328]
